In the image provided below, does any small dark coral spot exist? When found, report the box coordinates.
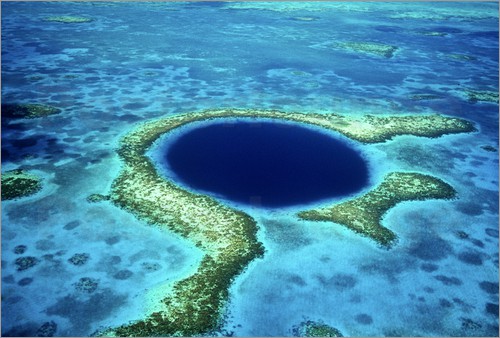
[434,275,462,286]
[18,277,33,286]
[439,298,453,308]
[457,251,483,265]
[485,228,499,238]
[105,236,120,245]
[479,281,499,294]
[15,256,40,271]
[36,320,57,337]
[420,263,439,272]
[63,220,80,230]
[113,269,133,280]
[68,253,90,266]
[485,303,499,316]
[355,313,373,325]
[13,245,27,254]
[141,262,161,272]
[74,277,99,293]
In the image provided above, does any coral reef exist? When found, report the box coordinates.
[103,108,474,336]
[292,320,343,337]
[74,277,99,293]
[68,253,90,266]
[410,94,441,101]
[336,41,398,58]
[13,245,28,254]
[1,103,61,119]
[43,16,93,23]
[15,256,40,271]
[298,172,457,247]
[1,169,43,200]
[36,321,58,337]
[446,53,476,61]
[481,145,497,152]
[464,90,499,104]
[86,193,110,203]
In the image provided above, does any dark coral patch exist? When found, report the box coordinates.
[457,250,483,265]
[68,253,90,266]
[1,103,61,119]
[434,275,462,286]
[1,169,43,200]
[15,256,40,271]
[479,281,499,294]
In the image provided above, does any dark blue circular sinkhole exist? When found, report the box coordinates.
[164,120,369,208]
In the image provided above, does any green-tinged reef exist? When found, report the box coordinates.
[1,103,61,119]
[86,193,110,203]
[43,16,93,23]
[293,320,343,337]
[298,172,457,247]
[464,90,499,104]
[103,108,475,336]
[1,169,43,200]
[410,93,441,101]
[336,41,398,58]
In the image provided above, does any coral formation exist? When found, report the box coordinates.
[293,320,343,337]
[481,145,497,152]
[68,253,90,266]
[410,94,441,101]
[13,245,28,255]
[337,41,398,58]
[298,172,457,247]
[43,16,93,23]
[1,169,43,200]
[464,90,499,103]
[1,103,61,119]
[15,256,40,271]
[74,277,99,293]
[103,108,474,336]
[86,193,110,203]
[446,53,476,61]
[36,321,58,337]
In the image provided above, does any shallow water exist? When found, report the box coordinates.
[1,2,499,337]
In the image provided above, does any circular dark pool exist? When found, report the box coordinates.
[164,120,369,208]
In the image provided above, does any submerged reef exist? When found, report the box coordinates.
[464,90,499,104]
[1,169,42,200]
[336,41,398,58]
[1,103,61,119]
[410,93,441,101]
[104,108,474,336]
[446,53,477,61]
[292,320,343,337]
[298,172,457,247]
[43,16,93,23]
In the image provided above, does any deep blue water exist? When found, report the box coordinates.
[165,121,369,207]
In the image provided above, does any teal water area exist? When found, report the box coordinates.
[1,2,498,337]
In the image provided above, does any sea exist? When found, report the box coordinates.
[1,1,498,337]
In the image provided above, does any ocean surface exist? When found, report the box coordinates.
[1,1,499,337]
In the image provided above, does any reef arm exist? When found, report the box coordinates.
[102,113,265,336]
[298,172,457,248]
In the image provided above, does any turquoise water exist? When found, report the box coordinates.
[1,1,498,336]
